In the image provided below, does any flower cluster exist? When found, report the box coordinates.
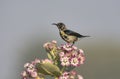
[21,59,55,79]
[21,59,40,79]
[43,40,57,52]
[21,40,86,79]
[59,44,85,67]
[59,71,83,79]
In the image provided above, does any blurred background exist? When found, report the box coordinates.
[0,0,120,79]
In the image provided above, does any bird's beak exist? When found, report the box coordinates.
[52,23,57,26]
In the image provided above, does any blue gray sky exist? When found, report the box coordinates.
[0,0,120,79]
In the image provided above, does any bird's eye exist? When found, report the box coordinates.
[59,23,62,26]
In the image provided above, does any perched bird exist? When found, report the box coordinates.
[52,22,90,46]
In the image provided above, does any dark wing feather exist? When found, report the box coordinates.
[64,30,84,37]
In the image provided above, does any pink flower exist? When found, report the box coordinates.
[62,44,73,51]
[31,58,41,65]
[60,56,70,66]
[77,50,85,64]
[42,59,53,64]
[24,63,30,68]
[71,51,78,57]
[70,70,77,76]
[34,58,41,63]
[26,64,35,73]
[77,75,84,79]
[52,40,57,44]
[69,71,77,79]
[70,57,80,67]
[30,71,38,78]
[62,72,69,76]
[59,72,69,79]
[21,71,27,77]
[43,42,50,48]
[78,49,84,54]
[59,52,65,57]
[80,56,85,64]
[43,41,57,52]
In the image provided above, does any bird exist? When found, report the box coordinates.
[52,22,90,46]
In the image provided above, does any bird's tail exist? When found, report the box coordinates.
[78,35,90,38]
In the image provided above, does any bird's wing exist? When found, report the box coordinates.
[64,30,84,37]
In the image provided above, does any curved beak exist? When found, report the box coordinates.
[52,23,57,26]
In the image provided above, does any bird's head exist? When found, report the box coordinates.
[52,22,67,30]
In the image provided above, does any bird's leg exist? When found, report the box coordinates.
[71,42,75,47]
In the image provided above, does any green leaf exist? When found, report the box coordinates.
[36,63,61,77]
[47,53,52,60]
